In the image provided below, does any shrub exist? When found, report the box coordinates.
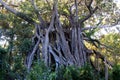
[27,62,103,80]
[111,64,120,80]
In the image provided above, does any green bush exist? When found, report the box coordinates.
[0,47,26,80]
[27,62,103,80]
[111,64,120,80]
[0,47,7,80]
[26,61,52,80]
[19,38,32,53]
[26,62,120,80]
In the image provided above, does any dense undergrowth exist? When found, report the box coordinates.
[1,47,120,80]
[27,62,120,80]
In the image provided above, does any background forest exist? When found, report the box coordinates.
[0,0,120,80]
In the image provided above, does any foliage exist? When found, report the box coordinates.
[100,33,120,64]
[25,62,120,80]
[26,61,52,80]
[111,64,120,80]
[62,64,97,80]
[0,47,7,80]
[27,62,106,80]
[0,46,27,80]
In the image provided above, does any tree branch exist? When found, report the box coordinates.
[43,1,56,66]
[80,6,98,23]
[26,39,40,72]
[81,23,119,31]
[93,50,113,68]
[74,0,78,22]
[30,0,45,24]
[85,0,93,14]
[0,0,17,14]
[0,0,34,24]
[45,0,52,10]
[79,0,98,23]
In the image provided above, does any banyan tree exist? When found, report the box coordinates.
[0,0,114,72]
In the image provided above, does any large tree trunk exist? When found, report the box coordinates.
[0,0,112,72]
[71,27,87,66]
[24,0,97,70]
